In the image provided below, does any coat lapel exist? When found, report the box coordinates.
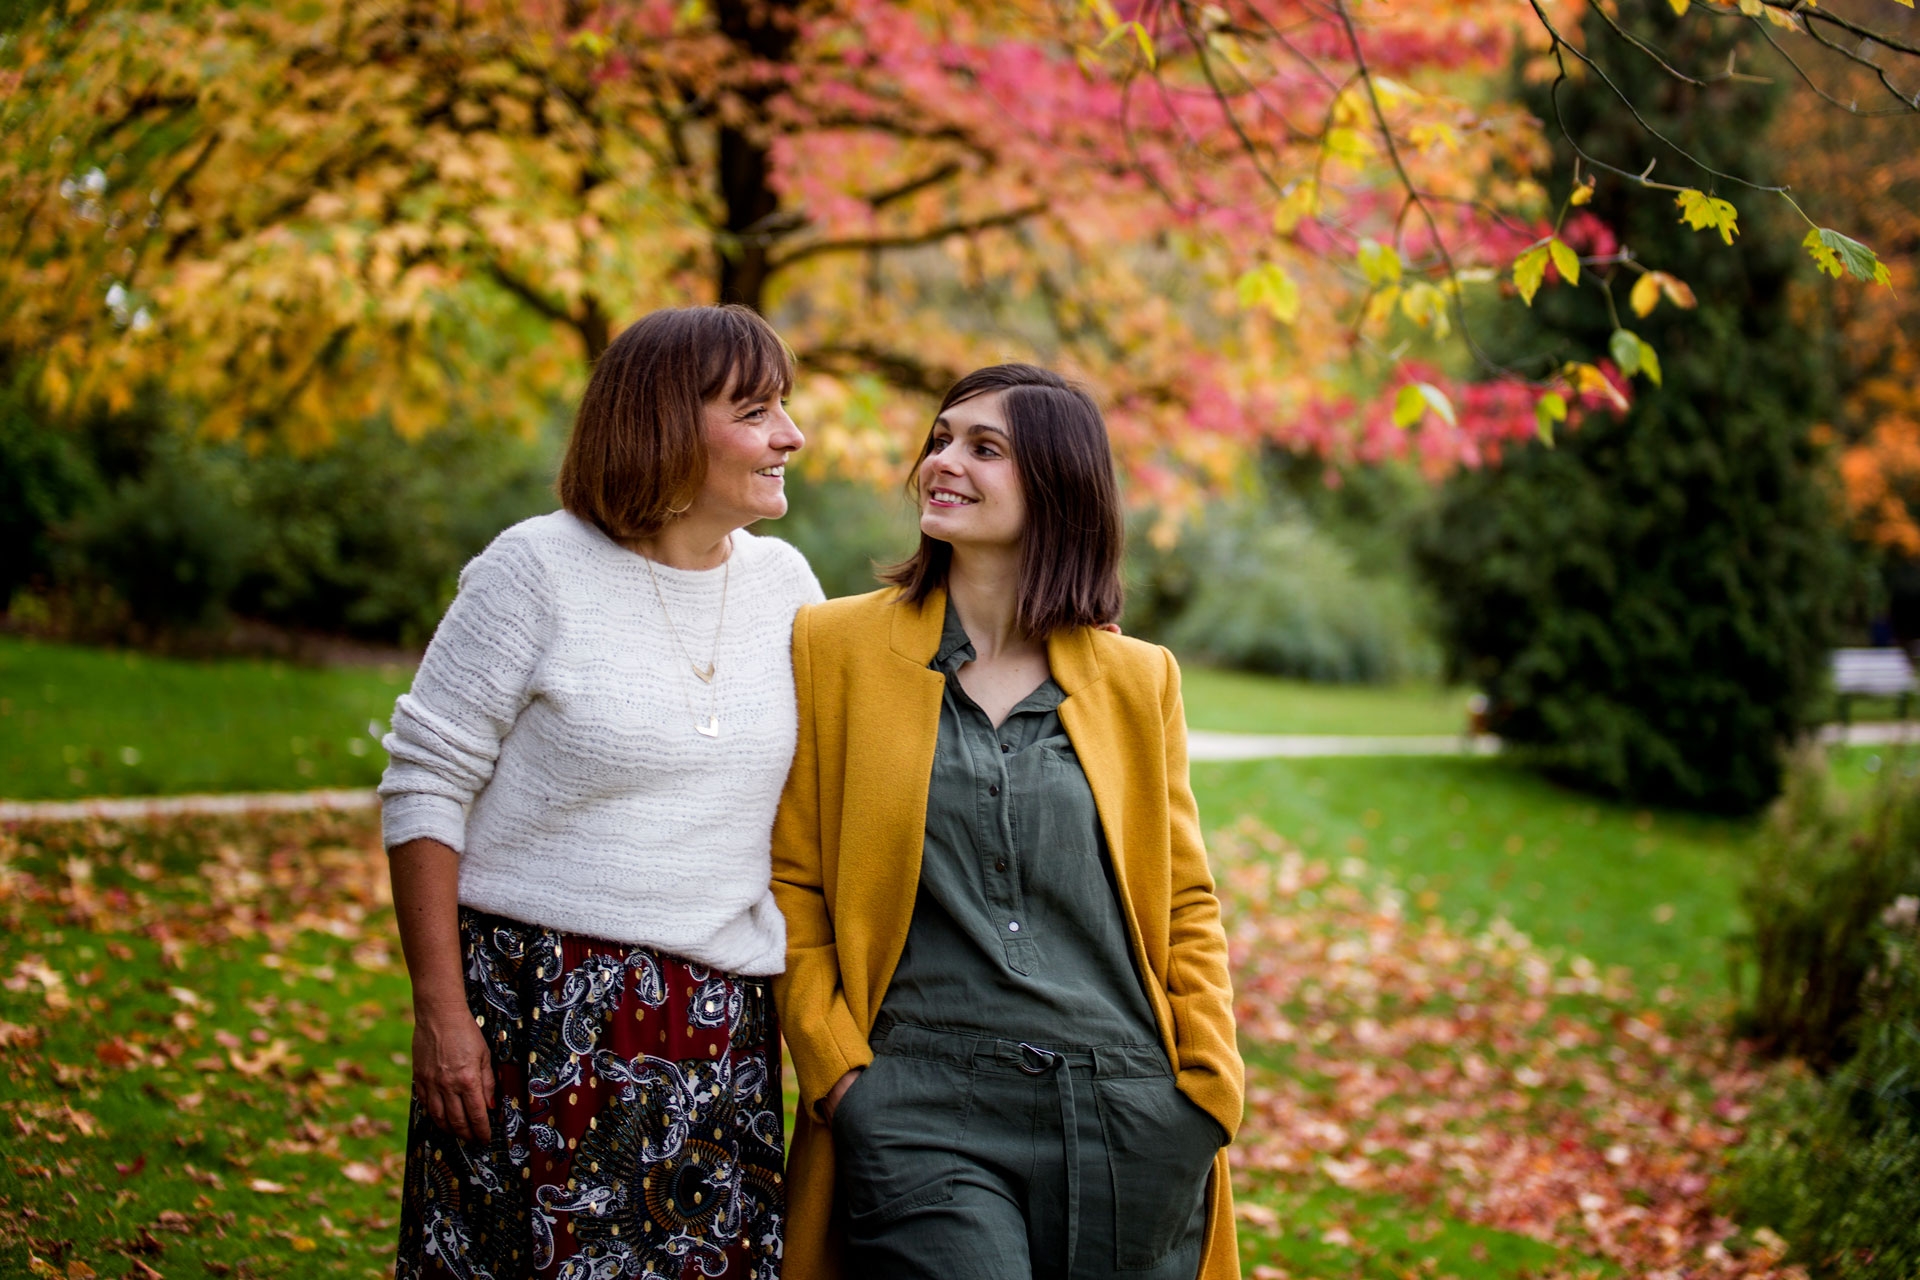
[840,588,949,1016]
[1052,628,1129,900]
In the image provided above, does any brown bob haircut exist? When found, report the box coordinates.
[557,304,793,542]
[882,363,1125,636]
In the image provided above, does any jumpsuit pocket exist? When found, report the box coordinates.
[1094,1074,1226,1271]
[831,1053,977,1227]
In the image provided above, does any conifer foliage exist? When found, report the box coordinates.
[1413,5,1850,814]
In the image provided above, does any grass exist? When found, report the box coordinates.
[1179,667,1471,736]
[0,812,412,1277]
[0,638,406,800]
[1190,757,1757,997]
[0,810,1642,1280]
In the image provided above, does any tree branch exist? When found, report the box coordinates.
[767,202,1047,272]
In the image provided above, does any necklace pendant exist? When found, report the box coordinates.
[696,716,720,738]
[692,662,716,684]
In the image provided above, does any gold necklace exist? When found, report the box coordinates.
[642,543,730,738]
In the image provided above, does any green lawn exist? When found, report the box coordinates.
[1179,666,1471,736]
[1191,757,1756,997]
[0,638,407,799]
[0,813,413,1277]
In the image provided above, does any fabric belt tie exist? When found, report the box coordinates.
[1018,1041,1078,1276]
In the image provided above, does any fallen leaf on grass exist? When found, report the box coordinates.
[1214,815,1794,1280]
[247,1177,287,1194]
[0,1020,43,1049]
[1234,1200,1280,1231]
[96,1037,138,1067]
[115,1152,146,1177]
[341,1160,382,1185]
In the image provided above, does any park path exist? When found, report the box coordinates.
[3,721,1914,822]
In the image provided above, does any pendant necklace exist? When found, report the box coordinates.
[643,541,730,738]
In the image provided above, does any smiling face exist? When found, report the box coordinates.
[687,377,805,530]
[916,389,1027,551]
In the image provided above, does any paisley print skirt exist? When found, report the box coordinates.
[395,908,785,1280]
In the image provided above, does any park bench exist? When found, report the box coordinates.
[1831,647,1917,724]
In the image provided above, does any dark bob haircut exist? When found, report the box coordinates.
[558,304,793,543]
[881,363,1125,636]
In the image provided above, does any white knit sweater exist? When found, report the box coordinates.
[378,511,824,975]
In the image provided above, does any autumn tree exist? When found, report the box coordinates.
[2,0,1916,501]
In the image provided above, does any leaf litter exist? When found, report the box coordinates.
[2,807,1802,1277]
[1216,816,1800,1280]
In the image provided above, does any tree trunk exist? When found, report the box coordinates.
[713,0,800,311]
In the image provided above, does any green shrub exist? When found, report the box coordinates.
[1738,757,1920,1064]
[1727,755,1920,1278]
[22,410,564,646]
[1141,500,1437,684]
[1412,5,1848,814]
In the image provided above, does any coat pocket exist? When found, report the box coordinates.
[1094,1074,1226,1270]
[831,1053,977,1226]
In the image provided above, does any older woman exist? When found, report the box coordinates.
[773,364,1243,1280]
[379,305,821,1280]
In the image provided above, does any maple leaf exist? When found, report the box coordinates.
[1675,189,1740,244]
[1803,227,1893,286]
[1629,270,1697,317]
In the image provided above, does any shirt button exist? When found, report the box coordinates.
[995,858,1008,872]
[1000,743,1011,753]
[988,784,1000,796]
[1007,920,1021,932]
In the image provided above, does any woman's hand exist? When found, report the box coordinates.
[413,1001,497,1142]
[821,1067,864,1125]
[388,837,496,1142]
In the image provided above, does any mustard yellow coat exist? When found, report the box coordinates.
[771,586,1243,1280]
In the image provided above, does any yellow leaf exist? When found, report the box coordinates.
[1408,122,1460,154]
[1563,361,1630,412]
[1272,180,1318,235]
[290,1237,318,1252]
[1235,263,1300,324]
[1547,237,1581,286]
[1656,271,1697,310]
[1762,6,1802,29]
[1630,272,1662,318]
[1667,0,1689,13]
[1324,127,1375,165]
[1513,244,1550,306]
[1639,339,1663,387]
[1737,0,1762,14]
[1569,177,1596,207]
[1675,189,1739,245]
[1358,239,1402,288]
[1536,391,1568,444]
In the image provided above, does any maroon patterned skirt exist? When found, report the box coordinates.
[395,908,784,1280]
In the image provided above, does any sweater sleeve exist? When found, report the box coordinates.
[378,532,553,853]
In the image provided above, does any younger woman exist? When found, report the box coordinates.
[773,365,1243,1280]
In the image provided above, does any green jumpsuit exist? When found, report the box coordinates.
[830,602,1226,1280]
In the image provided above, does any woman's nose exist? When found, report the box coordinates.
[771,408,804,453]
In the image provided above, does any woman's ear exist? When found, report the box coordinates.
[1098,623,1121,635]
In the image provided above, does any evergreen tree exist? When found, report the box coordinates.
[1414,3,1850,814]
